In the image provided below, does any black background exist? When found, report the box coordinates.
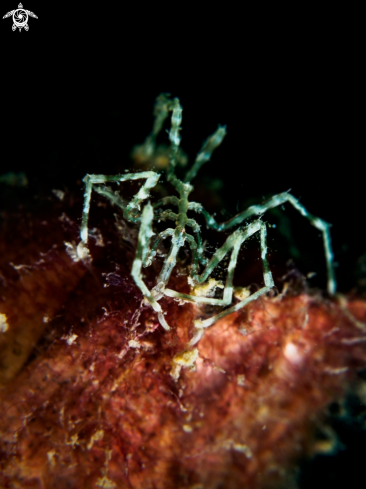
[1,3,364,293]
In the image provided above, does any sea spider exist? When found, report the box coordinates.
[78,94,336,345]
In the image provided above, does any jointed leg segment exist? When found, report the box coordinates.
[131,203,170,331]
[80,171,160,244]
[164,220,274,313]
[189,191,336,294]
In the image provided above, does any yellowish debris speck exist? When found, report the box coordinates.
[234,286,251,301]
[61,333,78,345]
[173,348,199,368]
[237,374,245,386]
[171,348,199,380]
[190,278,224,297]
[47,449,57,467]
[0,313,9,333]
[96,476,116,488]
[223,439,253,458]
[87,429,104,450]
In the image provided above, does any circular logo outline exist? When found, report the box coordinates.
[12,8,28,28]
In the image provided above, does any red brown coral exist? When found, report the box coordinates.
[1,188,366,489]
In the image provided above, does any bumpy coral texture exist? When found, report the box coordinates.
[1,187,366,489]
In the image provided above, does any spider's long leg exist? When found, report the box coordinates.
[184,125,227,183]
[188,221,274,344]
[80,171,160,246]
[155,237,183,296]
[186,218,207,265]
[184,234,200,276]
[284,194,335,294]
[189,191,336,294]
[131,203,170,331]
[166,97,190,196]
[164,221,273,309]
[93,185,128,211]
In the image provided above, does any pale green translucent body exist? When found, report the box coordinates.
[80,94,336,343]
